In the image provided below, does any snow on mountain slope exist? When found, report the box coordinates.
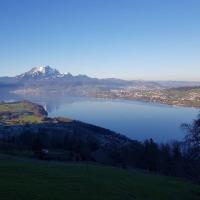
[18,66,61,79]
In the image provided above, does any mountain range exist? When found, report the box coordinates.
[0,65,200,97]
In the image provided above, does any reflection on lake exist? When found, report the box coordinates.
[0,93,199,142]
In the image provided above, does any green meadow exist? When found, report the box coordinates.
[0,154,199,200]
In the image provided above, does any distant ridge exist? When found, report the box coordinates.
[0,66,200,106]
[0,65,199,88]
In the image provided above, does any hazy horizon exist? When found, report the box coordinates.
[1,65,200,82]
[0,0,200,81]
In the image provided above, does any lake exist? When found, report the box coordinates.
[46,97,198,142]
[1,94,199,142]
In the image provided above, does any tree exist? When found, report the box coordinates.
[159,143,172,175]
[143,138,160,171]
[32,137,44,160]
[171,142,183,177]
[182,113,200,151]
[182,113,200,182]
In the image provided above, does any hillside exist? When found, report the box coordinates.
[0,101,132,164]
[0,154,199,200]
[0,101,47,125]
[110,86,200,108]
[0,101,199,184]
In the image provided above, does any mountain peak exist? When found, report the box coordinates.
[18,65,61,79]
[29,65,60,75]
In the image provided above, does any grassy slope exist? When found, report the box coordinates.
[0,155,199,200]
[0,101,45,124]
[0,101,36,112]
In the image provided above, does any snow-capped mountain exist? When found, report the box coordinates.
[0,65,165,90]
[1,65,200,98]
[18,66,61,79]
[4,65,200,95]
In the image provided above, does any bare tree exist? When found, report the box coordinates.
[182,113,200,182]
[182,113,200,152]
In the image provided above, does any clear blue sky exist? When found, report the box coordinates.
[0,0,200,81]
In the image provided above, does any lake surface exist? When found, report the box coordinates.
[0,94,199,142]
[45,97,198,142]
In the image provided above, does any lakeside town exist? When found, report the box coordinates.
[93,87,200,108]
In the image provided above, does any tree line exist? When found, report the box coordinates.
[0,114,199,183]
